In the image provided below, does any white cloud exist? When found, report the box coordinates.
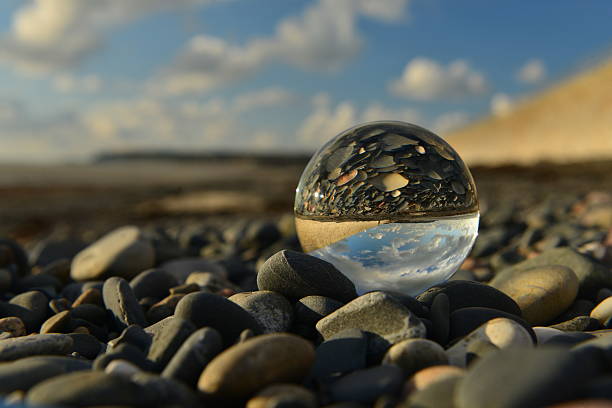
[517,59,546,84]
[233,88,296,113]
[53,74,102,93]
[389,57,488,100]
[155,0,411,94]
[296,94,426,147]
[296,93,357,146]
[0,0,220,74]
[490,93,514,117]
[431,111,470,134]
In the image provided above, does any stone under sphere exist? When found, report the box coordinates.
[294,121,479,296]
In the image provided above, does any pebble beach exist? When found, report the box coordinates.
[0,158,611,408]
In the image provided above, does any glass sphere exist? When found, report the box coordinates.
[294,121,479,296]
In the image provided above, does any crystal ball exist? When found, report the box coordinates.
[294,121,479,296]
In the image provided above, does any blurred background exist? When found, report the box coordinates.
[0,0,611,243]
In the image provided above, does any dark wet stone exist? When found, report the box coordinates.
[0,334,73,361]
[555,299,596,322]
[257,250,357,302]
[69,318,108,342]
[429,293,450,345]
[198,333,315,399]
[40,310,72,334]
[0,239,30,276]
[416,280,521,316]
[49,298,71,314]
[382,338,448,376]
[229,290,294,333]
[455,347,605,408]
[246,384,318,408]
[70,303,107,326]
[93,343,155,372]
[549,316,600,332]
[67,333,103,359]
[108,325,151,354]
[311,329,367,383]
[26,370,145,407]
[147,317,195,370]
[8,291,49,332]
[316,292,426,362]
[16,274,62,293]
[545,332,596,346]
[0,356,91,394]
[495,247,611,298]
[329,365,404,404]
[406,376,461,408]
[162,327,223,388]
[169,283,200,296]
[129,268,178,301]
[449,307,535,343]
[31,238,86,267]
[102,277,147,331]
[146,294,184,324]
[174,291,262,346]
[131,372,201,408]
[295,296,344,328]
[581,376,612,400]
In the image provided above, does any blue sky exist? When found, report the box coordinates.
[0,0,611,162]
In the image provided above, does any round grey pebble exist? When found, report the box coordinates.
[257,250,357,302]
[174,291,262,345]
[147,317,195,370]
[8,290,49,333]
[229,290,294,333]
[382,338,448,376]
[129,268,178,300]
[329,365,404,404]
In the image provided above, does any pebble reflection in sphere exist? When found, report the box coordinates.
[294,121,479,296]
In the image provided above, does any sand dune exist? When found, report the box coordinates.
[448,59,612,165]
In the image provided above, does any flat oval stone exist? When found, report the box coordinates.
[382,338,448,376]
[102,277,147,331]
[246,384,318,408]
[257,250,357,302]
[447,318,534,367]
[316,292,426,360]
[329,365,404,404]
[0,334,73,362]
[0,356,90,394]
[162,327,223,388]
[198,333,315,399]
[130,268,178,300]
[490,265,579,325]
[493,247,610,299]
[26,370,144,407]
[455,347,605,408]
[71,226,155,281]
[67,333,103,359]
[590,297,612,324]
[416,280,521,316]
[229,291,293,333]
[174,292,262,346]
